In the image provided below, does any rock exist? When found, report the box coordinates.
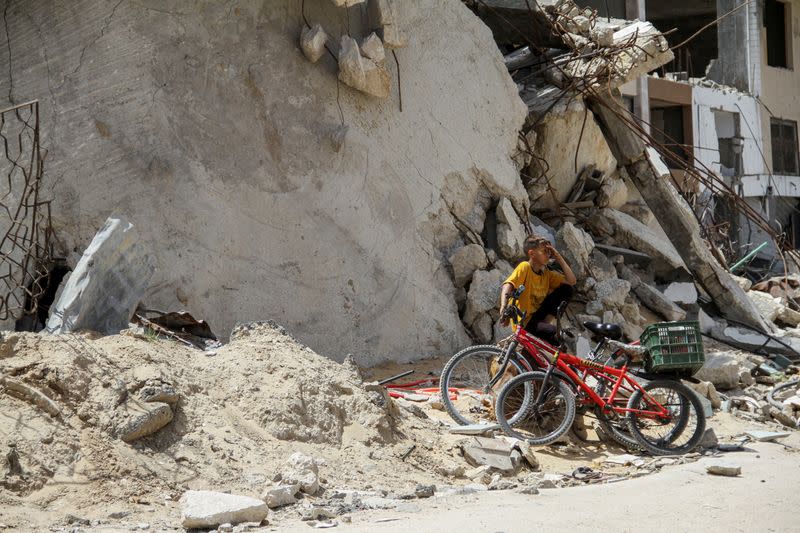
[460,436,521,475]
[706,463,741,477]
[597,175,628,209]
[180,491,268,529]
[46,216,156,335]
[300,507,337,521]
[585,300,603,315]
[488,473,517,491]
[698,428,718,449]
[517,486,539,495]
[463,269,504,326]
[593,279,630,308]
[687,381,721,409]
[769,406,797,428]
[261,484,300,509]
[116,400,173,442]
[219,524,233,533]
[514,441,540,471]
[380,24,407,49]
[619,201,654,226]
[745,430,790,442]
[739,369,755,387]
[138,382,179,404]
[662,282,698,305]
[588,208,684,275]
[472,314,494,343]
[360,33,386,65]
[618,265,686,321]
[746,291,782,323]
[555,222,594,279]
[414,484,435,498]
[782,395,800,409]
[496,199,525,260]
[281,453,320,495]
[395,398,428,419]
[465,464,492,484]
[337,36,391,99]
[437,463,465,478]
[694,351,742,390]
[300,24,328,63]
[449,244,488,287]
[731,274,752,292]
[588,250,617,283]
[777,306,800,327]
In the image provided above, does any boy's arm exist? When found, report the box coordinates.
[546,244,577,286]
[499,282,514,326]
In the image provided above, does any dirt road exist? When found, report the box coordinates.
[282,439,800,532]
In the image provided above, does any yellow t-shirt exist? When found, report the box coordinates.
[503,261,565,322]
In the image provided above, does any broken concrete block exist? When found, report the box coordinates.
[449,244,488,288]
[706,463,741,477]
[747,290,782,323]
[694,351,742,390]
[776,305,800,327]
[496,199,525,260]
[514,441,540,471]
[555,222,594,279]
[590,209,684,275]
[465,464,492,484]
[631,282,687,322]
[593,279,630,308]
[731,274,752,292]
[463,269,504,326]
[769,406,797,429]
[745,430,790,442]
[698,428,718,449]
[281,453,320,495]
[300,24,328,63]
[261,484,300,509]
[461,436,520,475]
[380,24,407,49]
[662,282,698,306]
[449,423,500,436]
[588,249,617,283]
[597,175,628,209]
[180,490,268,529]
[368,0,396,26]
[337,36,391,99]
[360,33,386,65]
[116,400,173,443]
[619,201,654,226]
[46,216,155,335]
[138,382,179,405]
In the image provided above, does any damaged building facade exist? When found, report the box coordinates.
[615,0,800,271]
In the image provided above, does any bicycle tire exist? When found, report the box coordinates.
[626,379,706,455]
[439,344,527,426]
[593,376,641,450]
[495,371,576,445]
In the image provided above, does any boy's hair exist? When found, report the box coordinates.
[523,234,550,254]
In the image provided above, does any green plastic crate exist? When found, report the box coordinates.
[640,321,704,374]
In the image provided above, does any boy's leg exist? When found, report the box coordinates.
[526,284,574,326]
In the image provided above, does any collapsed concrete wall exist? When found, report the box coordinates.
[0,0,528,363]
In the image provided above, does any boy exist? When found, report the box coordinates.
[499,234,576,337]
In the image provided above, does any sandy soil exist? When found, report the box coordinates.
[1,325,798,531]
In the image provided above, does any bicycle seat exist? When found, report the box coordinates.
[583,321,623,340]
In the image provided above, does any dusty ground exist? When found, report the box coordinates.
[1,324,798,531]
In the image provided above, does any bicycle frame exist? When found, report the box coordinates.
[497,324,670,420]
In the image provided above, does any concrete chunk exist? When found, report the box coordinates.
[180,490,268,528]
[449,244,488,288]
[337,36,391,99]
[116,400,173,442]
[461,436,520,475]
[300,24,328,63]
[46,216,155,335]
[706,463,741,477]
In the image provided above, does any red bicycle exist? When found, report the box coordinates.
[491,288,706,454]
[440,287,642,449]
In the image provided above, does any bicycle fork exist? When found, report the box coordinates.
[487,340,518,390]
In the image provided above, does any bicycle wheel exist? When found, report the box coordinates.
[594,377,641,450]
[626,379,706,455]
[495,371,576,445]
[439,345,527,425]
